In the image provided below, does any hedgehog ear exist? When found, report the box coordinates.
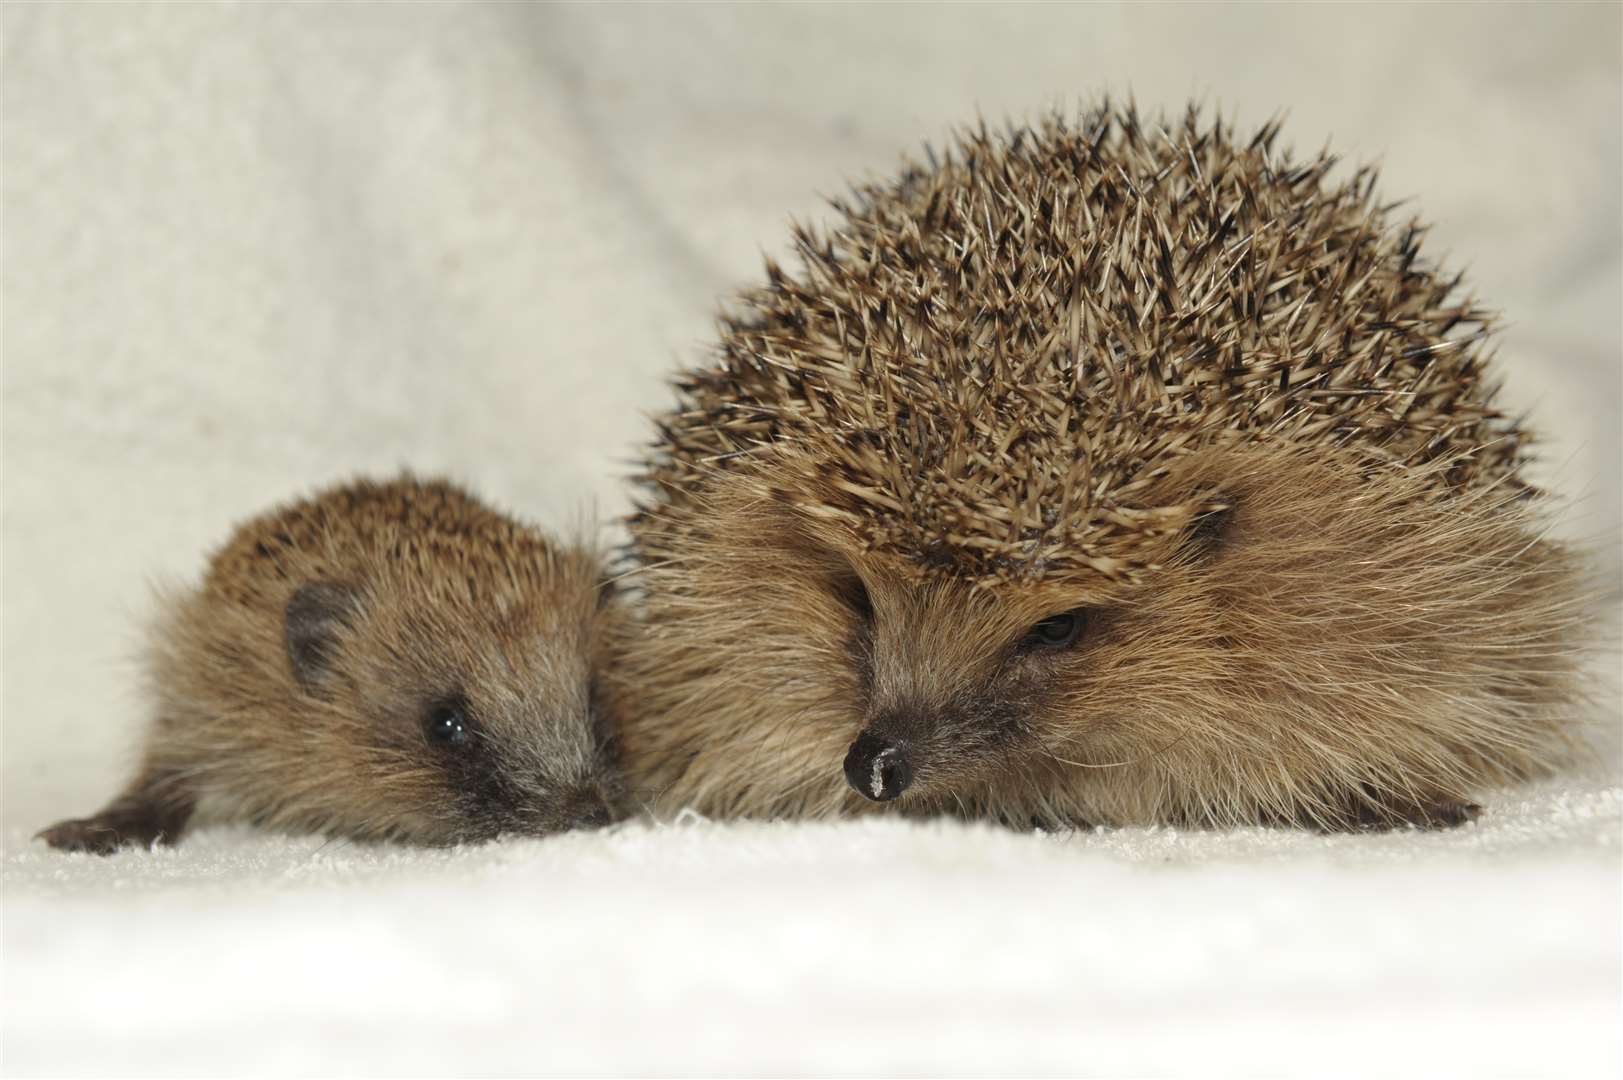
[1180,495,1235,555]
[285,581,359,691]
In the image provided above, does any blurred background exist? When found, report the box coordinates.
[5,2,1618,826]
[4,5,1619,1076]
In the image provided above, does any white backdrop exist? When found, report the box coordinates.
[4,4,1619,1075]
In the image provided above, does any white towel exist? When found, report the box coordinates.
[4,5,1618,1074]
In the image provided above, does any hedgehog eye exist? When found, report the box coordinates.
[425,701,471,748]
[1020,610,1086,650]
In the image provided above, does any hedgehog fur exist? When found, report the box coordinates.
[40,475,618,853]
[611,100,1601,831]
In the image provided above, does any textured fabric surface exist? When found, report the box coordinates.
[3,4,1619,1075]
[5,780,1621,1077]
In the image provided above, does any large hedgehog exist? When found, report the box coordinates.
[613,102,1598,830]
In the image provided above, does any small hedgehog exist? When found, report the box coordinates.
[39,475,618,853]
[612,101,1599,831]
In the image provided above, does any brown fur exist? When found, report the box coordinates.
[40,475,618,853]
[611,102,1602,830]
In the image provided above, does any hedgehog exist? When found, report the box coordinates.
[39,475,619,853]
[608,101,1600,831]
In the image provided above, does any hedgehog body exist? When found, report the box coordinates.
[613,103,1597,830]
[41,476,618,853]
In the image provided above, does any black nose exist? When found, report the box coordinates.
[572,804,613,830]
[843,731,913,802]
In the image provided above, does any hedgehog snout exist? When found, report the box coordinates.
[568,797,614,830]
[557,784,616,830]
[843,730,915,801]
[503,778,616,836]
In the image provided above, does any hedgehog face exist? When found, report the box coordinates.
[280,554,620,845]
[832,559,1134,807]
[613,456,1239,821]
[788,462,1236,813]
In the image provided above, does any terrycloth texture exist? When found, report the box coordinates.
[5,779,1621,1077]
[3,4,1619,1076]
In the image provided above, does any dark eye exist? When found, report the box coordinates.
[1021,610,1086,650]
[425,701,470,748]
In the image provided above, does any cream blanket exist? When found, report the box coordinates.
[4,4,1618,1074]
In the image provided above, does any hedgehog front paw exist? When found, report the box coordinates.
[36,807,185,855]
[38,816,137,855]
